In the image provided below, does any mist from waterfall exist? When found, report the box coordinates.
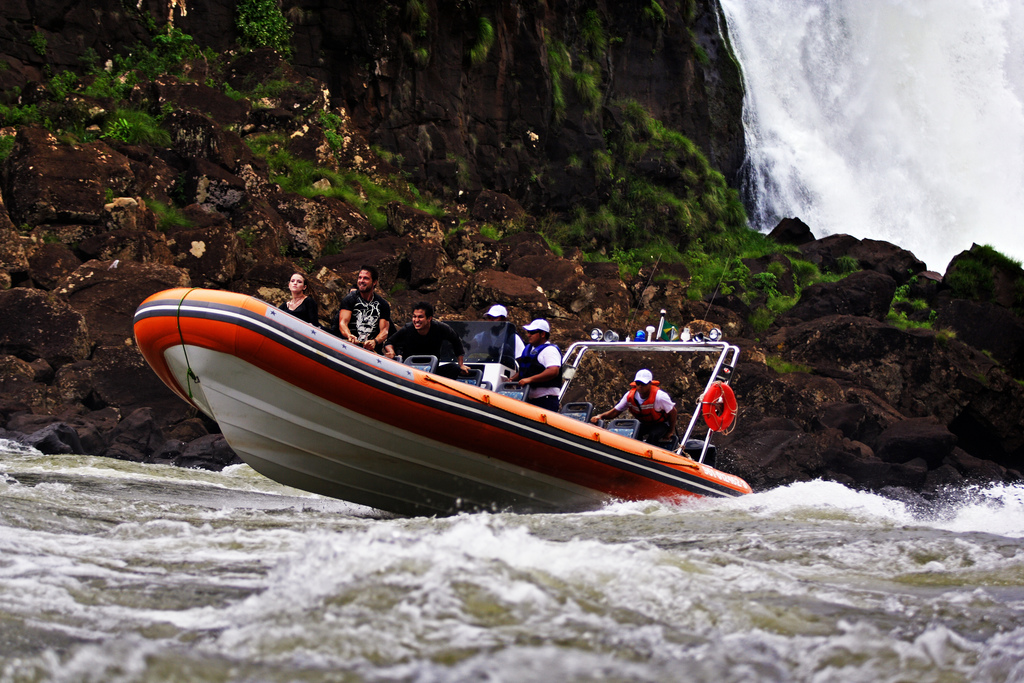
[718,0,1024,272]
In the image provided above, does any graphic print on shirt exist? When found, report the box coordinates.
[353,299,383,341]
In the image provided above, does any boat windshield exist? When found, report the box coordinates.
[442,321,519,367]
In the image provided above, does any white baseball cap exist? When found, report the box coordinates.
[633,369,653,385]
[485,304,508,318]
[523,319,550,333]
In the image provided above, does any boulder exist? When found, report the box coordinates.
[471,269,549,313]
[104,407,165,459]
[935,298,1024,378]
[874,418,957,468]
[471,190,526,224]
[274,193,375,259]
[56,260,191,348]
[77,229,175,264]
[26,241,79,293]
[0,287,90,368]
[508,253,586,309]
[4,127,134,226]
[23,421,84,455]
[768,217,815,246]
[172,433,242,470]
[782,270,897,323]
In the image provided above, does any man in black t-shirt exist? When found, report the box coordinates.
[384,301,469,378]
[338,265,391,353]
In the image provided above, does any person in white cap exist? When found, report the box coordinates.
[591,369,678,444]
[473,304,525,359]
[510,318,562,411]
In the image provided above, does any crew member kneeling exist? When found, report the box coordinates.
[591,369,678,444]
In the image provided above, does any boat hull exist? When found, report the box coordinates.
[134,289,751,515]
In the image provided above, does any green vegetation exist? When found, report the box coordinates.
[886,280,936,330]
[643,1,667,27]
[248,131,443,232]
[545,101,745,255]
[29,31,47,57]
[101,109,172,147]
[147,200,194,232]
[946,244,1024,315]
[406,0,429,33]
[236,0,293,56]
[546,38,572,122]
[0,134,16,162]
[469,17,495,67]
[766,355,813,375]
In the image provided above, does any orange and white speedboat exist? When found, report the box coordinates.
[134,288,751,516]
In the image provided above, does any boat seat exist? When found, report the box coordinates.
[457,368,484,386]
[404,355,439,374]
[498,381,527,401]
[655,435,680,450]
[559,402,593,423]
[682,439,716,467]
[605,418,640,439]
[480,381,493,391]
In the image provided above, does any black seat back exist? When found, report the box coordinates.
[457,368,483,386]
[498,381,527,401]
[683,438,717,467]
[404,355,439,374]
[606,419,640,439]
[560,402,593,423]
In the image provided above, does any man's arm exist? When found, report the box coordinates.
[383,326,404,359]
[364,317,389,351]
[338,309,358,342]
[666,405,678,434]
[518,364,558,387]
[591,407,622,424]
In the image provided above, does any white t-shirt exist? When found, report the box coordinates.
[526,344,562,399]
[614,387,675,414]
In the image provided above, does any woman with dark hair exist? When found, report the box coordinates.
[280,272,319,326]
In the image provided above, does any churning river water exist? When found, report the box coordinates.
[2,439,1023,683]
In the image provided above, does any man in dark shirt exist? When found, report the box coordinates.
[384,301,469,378]
[338,265,391,353]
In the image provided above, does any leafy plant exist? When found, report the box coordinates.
[765,355,813,374]
[101,109,172,147]
[147,200,194,232]
[236,0,293,56]
[406,0,429,33]
[546,38,572,122]
[29,31,47,57]
[643,1,667,26]
[469,17,495,67]
[0,134,16,162]
[581,10,608,59]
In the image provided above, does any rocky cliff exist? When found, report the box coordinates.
[2,1,1023,498]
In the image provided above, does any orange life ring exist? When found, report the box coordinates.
[701,381,737,432]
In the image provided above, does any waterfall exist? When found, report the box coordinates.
[718,0,1024,272]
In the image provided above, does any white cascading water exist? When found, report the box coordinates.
[718,0,1024,272]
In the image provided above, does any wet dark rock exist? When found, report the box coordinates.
[0,288,90,368]
[105,407,164,459]
[172,434,242,470]
[768,217,815,245]
[23,421,83,455]
[935,298,1024,378]
[4,128,134,226]
[782,270,897,323]
[875,419,957,468]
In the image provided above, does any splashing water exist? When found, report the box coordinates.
[3,441,1024,682]
[719,0,1024,272]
